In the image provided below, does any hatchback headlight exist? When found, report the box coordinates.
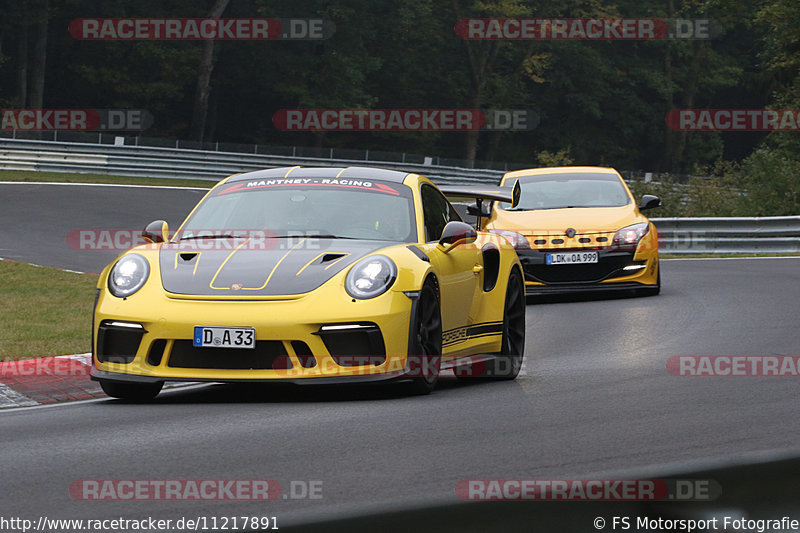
[488,229,531,250]
[613,223,650,248]
[108,254,149,297]
[345,255,397,299]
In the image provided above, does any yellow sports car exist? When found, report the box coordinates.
[91,166,526,400]
[478,166,661,296]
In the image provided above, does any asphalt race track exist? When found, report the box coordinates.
[0,182,207,272]
[1,183,799,528]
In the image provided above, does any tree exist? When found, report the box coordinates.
[189,0,230,142]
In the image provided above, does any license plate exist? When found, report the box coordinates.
[546,251,599,265]
[193,326,255,349]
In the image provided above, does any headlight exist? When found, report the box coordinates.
[345,255,397,299]
[488,229,531,250]
[108,254,150,297]
[613,223,650,248]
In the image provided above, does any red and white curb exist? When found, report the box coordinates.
[0,353,199,409]
[0,353,101,408]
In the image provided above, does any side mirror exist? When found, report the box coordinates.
[467,200,492,218]
[438,221,477,252]
[639,195,661,211]
[142,220,170,243]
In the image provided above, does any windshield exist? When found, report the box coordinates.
[180,178,416,242]
[498,172,631,211]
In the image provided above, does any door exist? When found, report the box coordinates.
[419,184,481,344]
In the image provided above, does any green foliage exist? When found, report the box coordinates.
[0,0,797,215]
[536,148,573,167]
[738,148,800,216]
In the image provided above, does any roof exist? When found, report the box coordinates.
[227,166,412,184]
[501,166,621,184]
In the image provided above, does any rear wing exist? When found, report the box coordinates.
[439,180,521,222]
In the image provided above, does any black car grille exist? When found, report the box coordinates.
[167,340,291,370]
[316,324,386,367]
[519,250,639,283]
[96,322,144,364]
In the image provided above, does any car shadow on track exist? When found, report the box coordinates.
[100,374,508,405]
[526,289,657,305]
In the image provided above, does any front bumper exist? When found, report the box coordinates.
[91,367,409,386]
[92,288,417,383]
[517,247,658,295]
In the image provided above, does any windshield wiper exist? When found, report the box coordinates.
[301,233,359,240]
[178,234,239,241]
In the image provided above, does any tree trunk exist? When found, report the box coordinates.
[484,130,504,168]
[16,26,28,108]
[29,0,48,110]
[671,40,703,175]
[463,92,482,167]
[189,0,231,142]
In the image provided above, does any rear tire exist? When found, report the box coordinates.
[458,268,526,381]
[405,279,442,395]
[487,268,526,380]
[99,380,163,401]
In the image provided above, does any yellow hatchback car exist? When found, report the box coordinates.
[480,166,661,296]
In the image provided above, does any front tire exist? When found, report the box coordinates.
[405,278,442,395]
[99,380,163,401]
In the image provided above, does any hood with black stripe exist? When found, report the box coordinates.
[159,238,392,297]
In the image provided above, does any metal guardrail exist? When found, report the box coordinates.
[2,138,798,254]
[0,138,504,185]
[652,216,800,254]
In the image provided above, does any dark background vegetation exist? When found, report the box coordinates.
[0,0,798,215]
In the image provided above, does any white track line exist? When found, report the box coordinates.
[0,181,209,190]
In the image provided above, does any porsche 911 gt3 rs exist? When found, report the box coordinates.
[91,166,526,399]
[478,166,661,296]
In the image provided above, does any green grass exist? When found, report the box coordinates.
[0,169,215,189]
[0,260,98,360]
